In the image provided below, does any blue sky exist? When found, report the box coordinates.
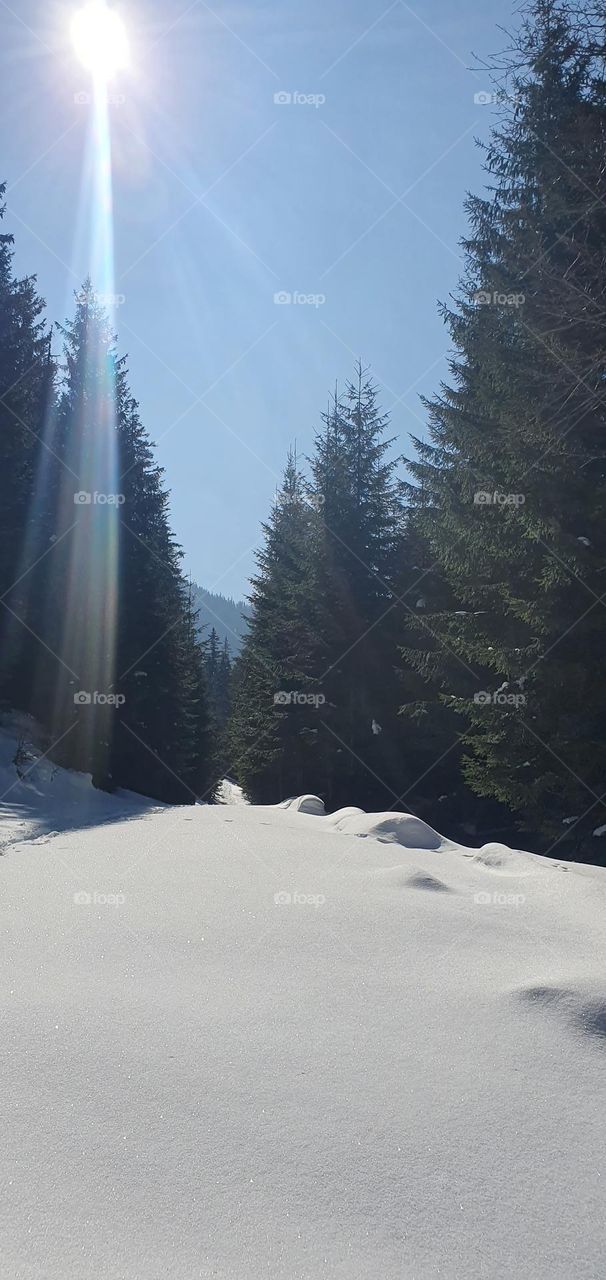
[1,0,515,598]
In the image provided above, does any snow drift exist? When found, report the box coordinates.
[1,746,605,1278]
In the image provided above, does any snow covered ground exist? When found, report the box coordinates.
[0,717,161,855]
[2,738,606,1278]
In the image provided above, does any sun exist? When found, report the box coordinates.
[71,2,129,81]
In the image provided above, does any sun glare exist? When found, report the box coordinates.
[71,1,129,80]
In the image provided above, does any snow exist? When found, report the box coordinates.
[278,793,326,815]
[1,749,606,1279]
[326,808,446,849]
[214,777,248,806]
[0,717,159,855]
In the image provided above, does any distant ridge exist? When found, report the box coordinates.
[192,584,251,655]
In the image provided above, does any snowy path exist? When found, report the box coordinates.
[2,801,606,1279]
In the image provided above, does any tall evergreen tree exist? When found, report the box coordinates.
[405,0,606,857]
[0,186,55,714]
[229,370,415,812]
[34,283,211,803]
[306,365,406,810]
[204,628,232,794]
[229,450,321,802]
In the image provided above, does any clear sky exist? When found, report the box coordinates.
[1,0,516,598]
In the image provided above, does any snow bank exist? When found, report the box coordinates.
[324,806,365,823]
[278,793,326,815]
[0,716,158,852]
[329,808,445,849]
[3,764,606,1278]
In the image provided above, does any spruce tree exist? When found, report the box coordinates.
[0,186,55,715]
[406,0,606,856]
[37,283,211,803]
[306,365,406,810]
[228,450,321,802]
[204,628,232,795]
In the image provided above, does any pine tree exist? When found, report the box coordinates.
[0,186,55,715]
[204,628,232,794]
[36,283,211,803]
[206,630,232,730]
[306,365,406,810]
[406,0,606,856]
[228,450,321,801]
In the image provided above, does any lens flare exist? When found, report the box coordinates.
[71,2,129,81]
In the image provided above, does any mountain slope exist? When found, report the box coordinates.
[192,584,250,654]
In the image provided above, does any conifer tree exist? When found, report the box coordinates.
[37,283,211,803]
[406,0,606,855]
[229,369,417,811]
[228,450,321,801]
[0,186,55,714]
[204,628,232,794]
[306,365,406,810]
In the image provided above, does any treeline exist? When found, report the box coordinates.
[191,584,251,655]
[0,233,222,802]
[229,0,606,862]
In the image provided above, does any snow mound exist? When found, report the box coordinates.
[324,806,365,823]
[0,718,159,851]
[468,841,543,875]
[279,794,326,815]
[331,809,444,850]
[406,870,453,892]
[517,984,606,1041]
